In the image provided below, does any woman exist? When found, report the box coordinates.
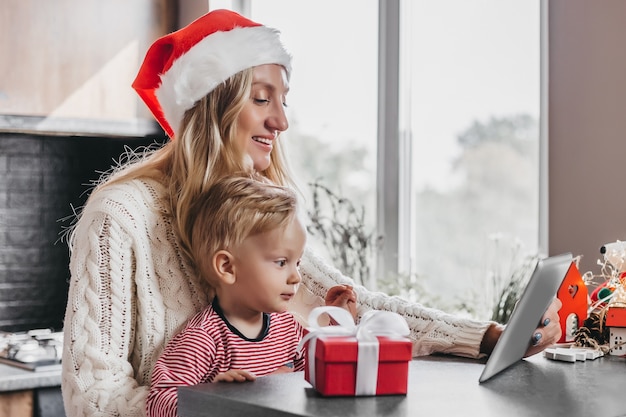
[61,9,561,417]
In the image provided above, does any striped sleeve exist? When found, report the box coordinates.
[146,325,218,417]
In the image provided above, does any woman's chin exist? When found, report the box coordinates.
[252,158,271,172]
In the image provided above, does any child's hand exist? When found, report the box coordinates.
[325,285,357,321]
[213,369,257,383]
[267,363,295,375]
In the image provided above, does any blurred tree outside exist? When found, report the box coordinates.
[413,114,539,319]
[305,181,381,286]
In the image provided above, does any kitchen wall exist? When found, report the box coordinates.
[548,0,626,280]
[0,0,181,332]
[0,130,165,331]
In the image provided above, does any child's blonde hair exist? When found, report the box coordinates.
[186,174,299,285]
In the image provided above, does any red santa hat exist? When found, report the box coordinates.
[132,9,292,139]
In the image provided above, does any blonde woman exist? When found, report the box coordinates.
[62,9,562,417]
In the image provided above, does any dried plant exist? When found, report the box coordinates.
[306,180,381,286]
[489,256,537,323]
[468,234,539,323]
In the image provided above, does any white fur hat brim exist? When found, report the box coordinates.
[132,10,292,139]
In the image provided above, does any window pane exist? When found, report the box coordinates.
[405,0,541,319]
[246,1,380,285]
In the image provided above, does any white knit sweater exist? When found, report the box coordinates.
[61,178,491,417]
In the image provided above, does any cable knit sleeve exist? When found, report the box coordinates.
[298,247,493,359]
[62,199,147,417]
[62,179,210,417]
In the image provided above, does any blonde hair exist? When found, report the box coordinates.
[79,67,297,264]
[187,175,298,284]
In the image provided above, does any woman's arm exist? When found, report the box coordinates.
[62,211,146,417]
[299,247,563,359]
[298,247,492,358]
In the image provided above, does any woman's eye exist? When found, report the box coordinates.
[253,98,270,104]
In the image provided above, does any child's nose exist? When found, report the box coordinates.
[288,268,302,285]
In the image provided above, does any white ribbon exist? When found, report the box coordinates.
[298,306,410,396]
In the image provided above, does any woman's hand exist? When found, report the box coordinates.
[523,297,563,357]
[213,369,256,383]
[480,297,563,357]
[325,285,357,320]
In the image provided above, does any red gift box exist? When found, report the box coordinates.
[304,334,413,396]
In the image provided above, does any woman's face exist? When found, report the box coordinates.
[236,64,290,172]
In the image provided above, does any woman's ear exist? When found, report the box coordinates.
[213,250,236,285]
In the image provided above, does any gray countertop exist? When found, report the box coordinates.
[179,353,626,417]
[0,362,62,392]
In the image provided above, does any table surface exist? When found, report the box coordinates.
[0,363,61,392]
[178,353,626,417]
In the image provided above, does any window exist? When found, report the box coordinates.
[212,0,542,320]
[403,1,542,318]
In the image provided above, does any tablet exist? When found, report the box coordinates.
[478,252,573,383]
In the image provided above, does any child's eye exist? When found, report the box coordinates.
[276,259,287,267]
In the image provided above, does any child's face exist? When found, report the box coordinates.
[232,215,306,313]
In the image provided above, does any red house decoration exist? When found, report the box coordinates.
[606,306,626,356]
[556,262,588,343]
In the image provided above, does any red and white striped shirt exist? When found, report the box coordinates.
[147,300,305,417]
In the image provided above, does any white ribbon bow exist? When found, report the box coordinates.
[298,306,410,395]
